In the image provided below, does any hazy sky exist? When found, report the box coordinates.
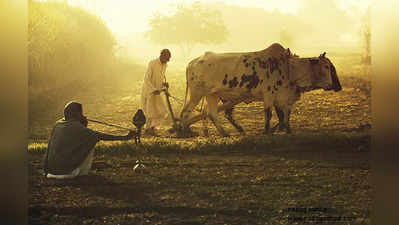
[64,0,371,37]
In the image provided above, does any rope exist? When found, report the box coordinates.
[160,89,202,113]
[168,95,185,105]
[87,118,134,131]
[162,74,186,106]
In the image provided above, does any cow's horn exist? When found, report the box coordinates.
[320,52,326,58]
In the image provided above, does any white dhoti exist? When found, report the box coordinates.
[46,149,94,179]
[142,94,168,128]
[140,58,169,129]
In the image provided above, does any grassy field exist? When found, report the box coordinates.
[29,68,372,225]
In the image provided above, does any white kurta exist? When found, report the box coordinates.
[140,58,168,129]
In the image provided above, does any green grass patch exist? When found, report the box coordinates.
[28,132,370,155]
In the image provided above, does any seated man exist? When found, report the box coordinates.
[43,101,135,179]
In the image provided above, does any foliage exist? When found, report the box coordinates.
[361,6,371,66]
[146,2,229,59]
[28,0,116,88]
[28,1,145,126]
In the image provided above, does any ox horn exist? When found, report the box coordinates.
[320,52,326,58]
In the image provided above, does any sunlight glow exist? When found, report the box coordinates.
[61,0,371,37]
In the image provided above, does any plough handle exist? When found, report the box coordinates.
[162,89,179,129]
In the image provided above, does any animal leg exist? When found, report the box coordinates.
[263,107,273,134]
[270,105,284,133]
[220,98,244,134]
[180,94,202,130]
[273,105,292,134]
[224,106,245,134]
[201,103,209,136]
[207,95,229,137]
[283,107,292,134]
[263,95,274,134]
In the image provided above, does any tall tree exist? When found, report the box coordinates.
[361,6,371,66]
[146,2,228,60]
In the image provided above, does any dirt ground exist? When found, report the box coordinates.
[29,74,372,224]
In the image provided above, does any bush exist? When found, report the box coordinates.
[28,0,119,126]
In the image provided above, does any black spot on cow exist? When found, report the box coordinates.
[239,74,245,87]
[246,76,259,89]
[239,73,260,90]
[273,85,278,91]
[282,75,285,80]
[276,80,282,86]
[272,91,274,94]
[260,60,267,69]
[243,58,248,63]
[278,69,282,76]
[245,63,249,67]
[199,60,204,64]
[208,64,212,67]
[228,76,239,88]
[260,79,263,84]
[267,86,271,91]
[268,57,280,74]
[254,57,268,69]
[222,74,228,85]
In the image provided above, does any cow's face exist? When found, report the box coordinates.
[310,53,342,92]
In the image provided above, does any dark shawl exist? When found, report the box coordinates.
[44,119,100,175]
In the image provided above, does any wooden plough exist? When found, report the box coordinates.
[161,88,180,132]
[161,88,244,137]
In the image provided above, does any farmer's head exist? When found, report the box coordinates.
[64,101,83,121]
[160,49,171,64]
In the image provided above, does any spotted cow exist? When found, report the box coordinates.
[222,53,341,134]
[180,43,341,136]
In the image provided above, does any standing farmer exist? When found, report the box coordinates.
[140,49,171,135]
